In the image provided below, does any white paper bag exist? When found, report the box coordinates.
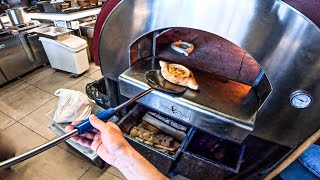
[53,89,91,123]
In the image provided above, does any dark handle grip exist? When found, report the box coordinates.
[74,108,115,135]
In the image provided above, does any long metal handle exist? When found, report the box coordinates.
[0,88,154,169]
[114,88,154,111]
[0,129,78,169]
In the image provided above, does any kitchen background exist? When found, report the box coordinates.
[1,0,320,179]
[0,0,127,179]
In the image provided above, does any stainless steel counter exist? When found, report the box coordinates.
[0,36,33,81]
[0,23,51,85]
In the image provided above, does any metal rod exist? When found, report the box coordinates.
[0,129,79,169]
[0,88,154,169]
[114,88,154,111]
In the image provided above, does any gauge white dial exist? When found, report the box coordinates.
[290,92,312,108]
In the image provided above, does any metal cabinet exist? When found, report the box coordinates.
[0,37,33,81]
[26,33,49,67]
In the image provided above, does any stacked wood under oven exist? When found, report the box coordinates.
[129,112,187,154]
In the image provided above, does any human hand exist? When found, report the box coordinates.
[65,115,131,166]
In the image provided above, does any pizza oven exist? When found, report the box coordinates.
[95,0,320,178]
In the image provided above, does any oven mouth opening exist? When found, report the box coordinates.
[129,27,272,113]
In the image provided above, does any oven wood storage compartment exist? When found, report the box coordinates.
[117,104,193,174]
[175,130,246,179]
[117,104,246,176]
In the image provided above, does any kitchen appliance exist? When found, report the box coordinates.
[11,20,41,32]
[6,7,31,26]
[0,36,33,81]
[35,26,72,40]
[35,1,62,13]
[94,0,320,178]
[80,20,95,61]
[25,33,49,67]
[39,35,89,75]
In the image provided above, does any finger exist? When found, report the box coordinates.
[70,136,90,142]
[91,135,103,152]
[89,115,108,132]
[77,138,93,148]
[70,136,82,142]
[70,136,93,148]
[94,131,101,140]
[106,121,120,130]
[65,125,74,132]
[80,132,96,140]
[75,138,92,148]
[71,121,81,126]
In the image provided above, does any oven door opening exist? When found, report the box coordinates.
[118,27,272,143]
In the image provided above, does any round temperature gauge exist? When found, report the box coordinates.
[290,92,312,108]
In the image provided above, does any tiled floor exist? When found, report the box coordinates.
[0,63,125,180]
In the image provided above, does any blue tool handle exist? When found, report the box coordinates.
[74,108,115,135]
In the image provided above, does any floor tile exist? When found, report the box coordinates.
[0,111,15,131]
[58,142,88,161]
[0,86,54,120]
[69,77,95,95]
[22,66,56,85]
[0,123,47,178]
[88,70,103,81]
[79,166,123,180]
[4,146,91,180]
[34,71,84,94]
[19,98,58,140]
[0,80,30,100]
[84,63,101,77]
[106,166,126,179]
[0,123,47,156]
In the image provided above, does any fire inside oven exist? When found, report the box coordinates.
[115,27,272,175]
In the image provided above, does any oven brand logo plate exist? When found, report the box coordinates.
[159,100,192,122]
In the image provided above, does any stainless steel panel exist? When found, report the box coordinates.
[6,7,31,26]
[119,58,257,143]
[19,34,37,67]
[26,33,49,67]
[99,0,320,147]
[80,21,95,38]
[0,37,33,80]
[35,27,72,40]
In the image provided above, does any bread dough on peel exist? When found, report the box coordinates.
[159,61,199,90]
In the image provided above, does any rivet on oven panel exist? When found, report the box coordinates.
[290,91,312,108]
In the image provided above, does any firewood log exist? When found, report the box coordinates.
[142,113,186,141]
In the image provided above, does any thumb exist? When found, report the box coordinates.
[89,114,108,132]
